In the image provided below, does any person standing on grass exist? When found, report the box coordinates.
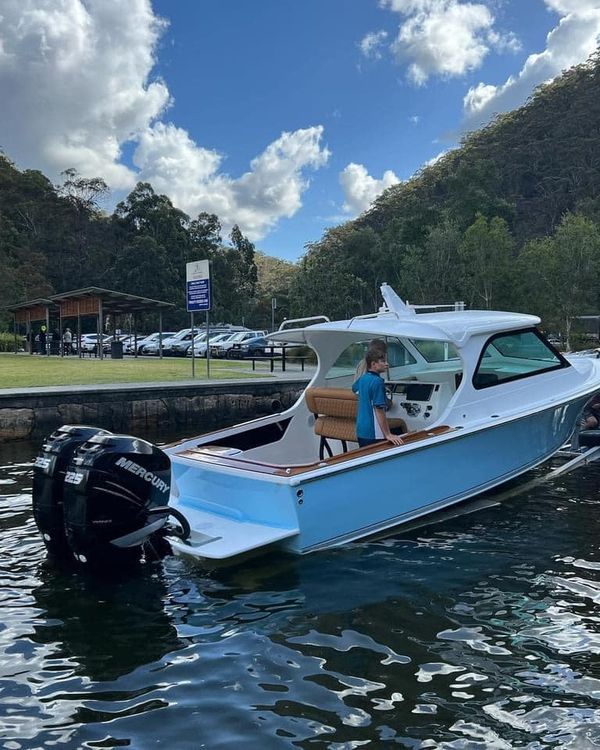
[63,327,73,355]
[38,326,47,355]
[352,349,404,448]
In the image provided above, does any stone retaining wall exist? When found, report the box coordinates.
[0,380,307,442]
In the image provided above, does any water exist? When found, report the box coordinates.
[1,435,599,750]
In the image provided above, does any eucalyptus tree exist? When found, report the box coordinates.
[519,213,600,349]
[457,214,514,310]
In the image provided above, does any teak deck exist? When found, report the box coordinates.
[176,425,453,477]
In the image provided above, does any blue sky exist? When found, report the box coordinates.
[1,1,599,261]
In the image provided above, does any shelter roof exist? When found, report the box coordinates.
[5,287,174,315]
[48,287,175,312]
[4,298,56,311]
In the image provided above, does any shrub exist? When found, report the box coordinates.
[0,332,24,352]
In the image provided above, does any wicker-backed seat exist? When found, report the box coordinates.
[305,387,406,459]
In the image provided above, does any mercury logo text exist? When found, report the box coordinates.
[115,457,169,494]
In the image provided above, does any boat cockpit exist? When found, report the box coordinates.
[169,332,467,472]
[168,320,575,478]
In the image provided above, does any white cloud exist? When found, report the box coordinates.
[544,0,600,12]
[0,0,169,189]
[463,4,600,126]
[424,149,449,167]
[0,0,329,240]
[136,124,330,241]
[379,0,519,85]
[359,30,389,59]
[463,82,498,113]
[340,163,400,215]
[487,29,521,54]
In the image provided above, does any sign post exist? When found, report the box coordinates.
[271,297,277,332]
[186,260,211,379]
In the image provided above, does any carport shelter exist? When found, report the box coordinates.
[6,287,175,359]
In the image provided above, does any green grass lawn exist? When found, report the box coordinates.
[0,353,268,388]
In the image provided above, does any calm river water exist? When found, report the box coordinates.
[1,431,599,749]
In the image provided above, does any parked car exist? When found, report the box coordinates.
[144,329,196,356]
[211,330,268,359]
[188,331,237,357]
[75,334,112,354]
[116,334,136,352]
[169,328,240,356]
[227,336,285,359]
[169,332,204,357]
[142,332,177,355]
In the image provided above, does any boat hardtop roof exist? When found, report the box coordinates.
[269,309,541,348]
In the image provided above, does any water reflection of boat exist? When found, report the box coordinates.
[32,284,600,567]
[30,563,182,681]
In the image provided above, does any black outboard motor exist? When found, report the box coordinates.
[62,433,174,566]
[32,425,112,556]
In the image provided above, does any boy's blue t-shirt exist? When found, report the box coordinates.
[352,371,386,439]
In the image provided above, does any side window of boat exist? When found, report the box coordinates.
[326,341,371,380]
[386,339,416,377]
[410,339,459,363]
[325,338,416,380]
[473,329,568,389]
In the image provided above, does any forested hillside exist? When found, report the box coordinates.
[291,52,600,343]
[2,53,600,342]
[0,163,292,330]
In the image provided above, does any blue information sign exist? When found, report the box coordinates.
[186,260,211,312]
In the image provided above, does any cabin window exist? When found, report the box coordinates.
[473,329,568,389]
[410,339,459,362]
[325,338,416,381]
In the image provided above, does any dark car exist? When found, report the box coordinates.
[229,336,282,359]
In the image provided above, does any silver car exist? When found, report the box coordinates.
[144,329,194,356]
[189,331,236,357]
[128,332,176,355]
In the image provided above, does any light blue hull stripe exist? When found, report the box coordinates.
[171,398,585,558]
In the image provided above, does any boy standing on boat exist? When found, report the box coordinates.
[352,350,404,448]
[354,338,387,381]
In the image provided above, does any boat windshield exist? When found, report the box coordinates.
[473,329,568,388]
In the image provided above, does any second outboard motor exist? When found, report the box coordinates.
[32,425,112,556]
[62,433,174,566]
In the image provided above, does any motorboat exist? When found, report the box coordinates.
[32,284,600,567]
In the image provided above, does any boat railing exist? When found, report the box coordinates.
[346,310,400,327]
[409,302,466,313]
[277,315,330,331]
[346,301,466,328]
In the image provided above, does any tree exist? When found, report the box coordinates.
[229,225,258,299]
[111,236,172,300]
[519,213,600,348]
[458,214,514,309]
[188,212,222,260]
[58,168,109,214]
[253,252,297,330]
[398,219,462,304]
[111,183,191,316]
[290,234,367,321]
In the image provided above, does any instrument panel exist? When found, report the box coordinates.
[387,381,446,429]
